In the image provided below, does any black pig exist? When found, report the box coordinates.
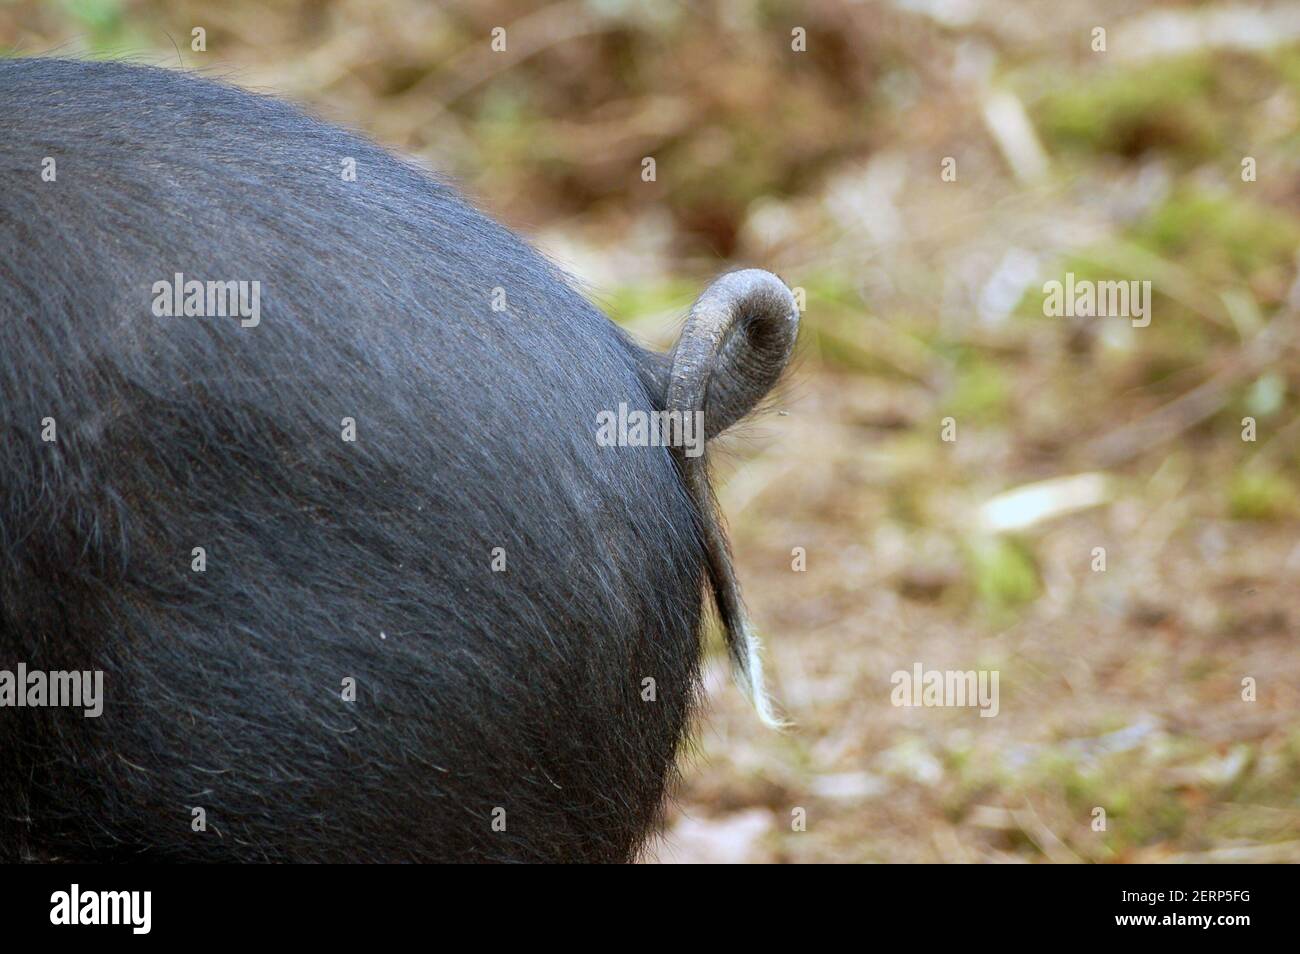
[0,58,797,863]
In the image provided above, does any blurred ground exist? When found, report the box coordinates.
[5,0,1299,862]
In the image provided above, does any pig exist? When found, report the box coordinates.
[0,57,797,862]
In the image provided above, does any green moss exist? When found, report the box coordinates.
[1271,47,1300,97]
[965,536,1039,610]
[800,271,862,311]
[948,356,1010,423]
[1132,188,1300,288]
[1245,373,1287,418]
[1026,748,1194,852]
[58,0,149,57]
[597,279,701,328]
[1228,468,1298,521]
[1033,56,1223,161]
